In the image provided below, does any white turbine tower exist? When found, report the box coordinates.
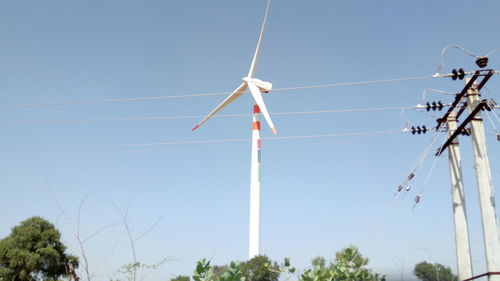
[192,0,275,259]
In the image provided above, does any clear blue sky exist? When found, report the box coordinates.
[1,1,499,280]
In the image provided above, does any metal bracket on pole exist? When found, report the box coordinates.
[462,272,500,281]
[436,100,490,156]
[436,69,494,130]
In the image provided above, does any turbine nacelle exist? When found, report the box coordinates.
[192,0,276,136]
[243,77,272,93]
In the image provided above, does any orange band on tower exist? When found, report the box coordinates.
[252,121,261,130]
[253,105,261,113]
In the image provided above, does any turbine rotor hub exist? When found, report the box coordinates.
[243,77,273,93]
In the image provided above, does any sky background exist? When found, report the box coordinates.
[1,1,500,281]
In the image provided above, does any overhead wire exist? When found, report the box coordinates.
[485,49,500,57]
[356,126,445,255]
[400,88,454,131]
[412,151,443,211]
[485,111,499,135]
[0,106,412,125]
[403,127,443,190]
[81,140,354,155]
[404,88,453,123]
[398,132,444,237]
[479,86,500,131]
[399,85,455,194]
[347,128,446,264]
[377,128,444,224]
[416,88,455,106]
[433,45,478,76]
[0,75,436,109]
[481,85,496,101]
[433,46,500,77]
[491,108,500,125]
[376,115,441,242]
[398,134,447,240]
[0,129,402,152]
[486,101,500,127]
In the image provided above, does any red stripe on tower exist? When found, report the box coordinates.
[252,121,261,131]
[253,105,261,114]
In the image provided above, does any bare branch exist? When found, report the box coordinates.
[83,221,123,243]
[76,193,93,281]
[107,198,138,281]
[133,216,162,243]
[45,177,125,281]
[93,230,126,276]
[106,194,162,281]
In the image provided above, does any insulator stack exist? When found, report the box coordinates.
[451,68,465,80]
[475,57,488,68]
[411,126,428,135]
[426,101,444,111]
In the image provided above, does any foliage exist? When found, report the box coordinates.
[170,275,190,281]
[300,246,384,281]
[189,247,383,281]
[219,262,245,281]
[280,257,296,274]
[193,259,213,281]
[0,216,78,281]
[111,258,170,281]
[192,256,292,281]
[211,265,228,281]
[311,257,326,269]
[413,261,457,281]
[239,256,279,281]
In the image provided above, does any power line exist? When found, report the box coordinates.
[485,111,499,135]
[433,45,498,76]
[0,75,436,109]
[273,75,434,92]
[0,106,411,125]
[0,129,402,152]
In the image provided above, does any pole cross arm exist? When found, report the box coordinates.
[462,271,500,281]
[436,100,489,156]
[436,69,495,129]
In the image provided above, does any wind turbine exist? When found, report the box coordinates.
[192,0,275,259]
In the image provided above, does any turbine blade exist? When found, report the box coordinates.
[247,0,271,78]
[247,81,277,135]
[192,83,248,131]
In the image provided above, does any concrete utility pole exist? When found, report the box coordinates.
[466,79,500,281]
[446,113,473,281]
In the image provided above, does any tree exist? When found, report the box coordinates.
[211,265,228,281]
[330,246,381,281]
[219,262,245,281]
[413,261,457,281]
[193,259,213,281]
[311,257,326,269]
[191,256,283,281]
[301,246,384,281]
[240,256,279,281]
[171,275,190,281]
[0,216,78,281]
